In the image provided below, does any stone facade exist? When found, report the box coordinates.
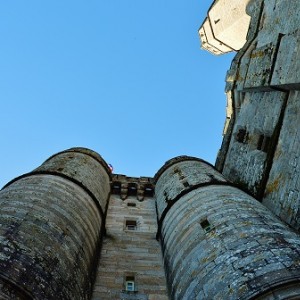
[2,149,300,299]
[210,0,300,233]
[92,177,168,300]
[1,0,300,299]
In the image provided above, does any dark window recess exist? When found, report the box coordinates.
[126,220,137,230]
[200,219,212,232]
[112,182,121,194]
[125,276,135,292]
[174,167,184,177]
[174,167,180,174]
[127,202,136,207]
[164,191,170,203]
[127,184,137,196]
[183,181,190,187]
[144,186,154,197]
[235,128,248,144]
[257,134,271,152]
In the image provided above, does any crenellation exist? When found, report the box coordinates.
[111,174,154,201]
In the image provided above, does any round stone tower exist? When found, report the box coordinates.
[155,156,300,300]
[0,148,111,300]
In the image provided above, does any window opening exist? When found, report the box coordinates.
[127,184,137,196]
[144,186,154,197]
[200,219,212,232]
[235,128,248,144]
[125,220,137,231]
[112,182,121,194]
[127,202,136,207]
[257,134,270,152]
[183,181,190,187]
[125,276,135,292]
[164,191,170,203]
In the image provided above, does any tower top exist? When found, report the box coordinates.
[199,0,252,55]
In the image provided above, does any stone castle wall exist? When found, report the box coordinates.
[213,0,300,231]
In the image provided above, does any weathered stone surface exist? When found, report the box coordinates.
[33,147,111,213]
[222,91,286,197]
[91,194,168,300]
[271,31,300,90]
[156,158,300,299]
[155,156,226,220]
[244,42,278,90]
[0,148,111,300]
[255,0,300,48]
[215,0,300,233]
[263,91,300,230]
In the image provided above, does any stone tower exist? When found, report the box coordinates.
[155,157,300,299]
[2,0,300,299]
[0,148,111,299]
[2,149,300,299]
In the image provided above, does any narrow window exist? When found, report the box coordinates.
[127,202,136,207]
[164,191,170,203]
[235,128,248,144]
[111,182,121,194]
[125,276,135,292]
[125,220,137,231]
[127,183,137,196]
[200,219,212,233]
[257,134,270,152]
[183,181,189,187]
[144,186,154,197]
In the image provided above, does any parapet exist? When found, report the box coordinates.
[111,174,154,201]
[199,0,252,55]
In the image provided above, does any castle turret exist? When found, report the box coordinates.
[0,148,111,299]
[198,0,252,55]
[155,156,300,299]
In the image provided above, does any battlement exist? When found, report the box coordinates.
[111,174,154,200]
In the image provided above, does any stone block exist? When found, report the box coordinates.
[271,31,300,90]
[244,42,277,90]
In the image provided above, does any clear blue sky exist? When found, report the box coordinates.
[0,0,234,188]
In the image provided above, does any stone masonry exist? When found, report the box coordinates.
[2,147,300,299]
[155,156,300,299]
[1,0,300,299]
[0,148,111,299]
[92,176,168,300]
[205,0,300,232]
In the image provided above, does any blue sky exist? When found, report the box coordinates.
[0,0,234,187]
